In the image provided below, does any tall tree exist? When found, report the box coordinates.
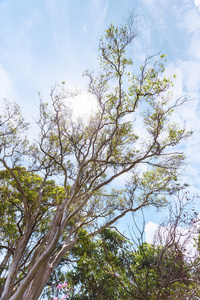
[0,19,191,299]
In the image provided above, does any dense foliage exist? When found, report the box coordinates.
[44,225,200,300]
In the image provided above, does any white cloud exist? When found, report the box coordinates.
[165,60,200,124]
[141,0,169,8]
[145,218,200,259]
[175,5,200,59]
[142,0,155,6]
[145,222,159,243]
[194,0,200,11]
[179,7,200,33]
[188,31,200,59]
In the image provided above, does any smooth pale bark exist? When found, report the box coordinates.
[21,260,51,300]
[20,239,78,299]
[1,233,32,300]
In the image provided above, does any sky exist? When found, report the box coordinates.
[0,0,200,242]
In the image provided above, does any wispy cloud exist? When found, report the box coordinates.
[164,60,200,193]
[180,7,200,33]
[96,0,108,27]
[0,66,14,100]
[83,24,87,33]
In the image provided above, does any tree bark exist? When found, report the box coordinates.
[21,259,51,300]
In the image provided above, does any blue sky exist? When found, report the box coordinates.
[0,0,200,240]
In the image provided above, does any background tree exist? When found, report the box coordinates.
[42,194,199,300]
[0,19,191,300]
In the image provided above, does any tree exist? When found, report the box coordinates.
[44,228,130,299]
[44,195,199,300]
[64,238,197,300]
[0,19,191,299]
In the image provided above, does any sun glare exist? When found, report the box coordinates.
[69,92,98,119]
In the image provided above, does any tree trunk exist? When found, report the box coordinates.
[21,259,51,300]
[1,237,29,300]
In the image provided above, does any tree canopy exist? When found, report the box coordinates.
[42,194,200,300]
[0,19,191,300]
[60,231,199,300]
